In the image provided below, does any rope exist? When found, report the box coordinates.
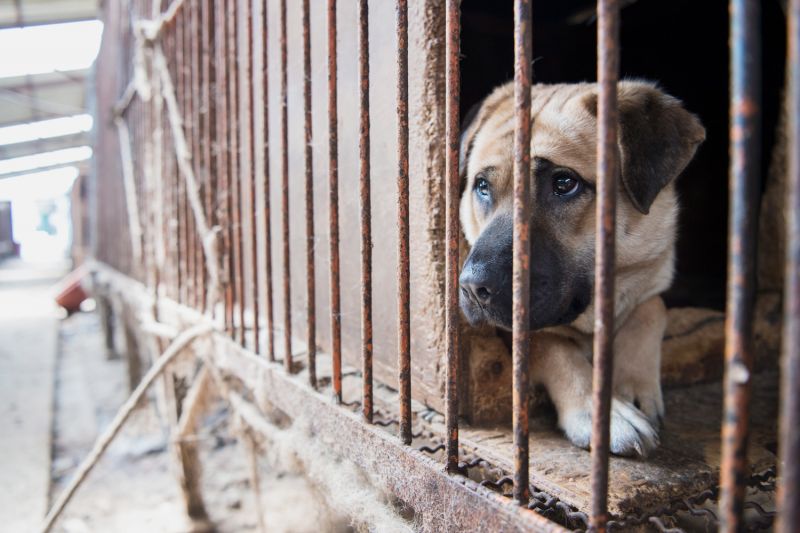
[40,323,214,533]
[114,117,143,270]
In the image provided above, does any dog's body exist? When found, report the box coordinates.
[458,81,705,456]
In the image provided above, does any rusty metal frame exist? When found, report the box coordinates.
[88,0,794,530]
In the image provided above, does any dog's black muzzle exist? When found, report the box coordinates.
[459,214,592,331]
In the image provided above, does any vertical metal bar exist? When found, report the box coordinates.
[511,0,531,505]
[183,4,197,309]
[244,0,260,353]
[396,0,411,445]
[302,0,317,387]
[202,0,217,316]
[358,0,373,423]
[218,0,234,334]
[262,0,276,362]
[228,0,246,346]
[590,0,620,529]
[720,0,761,530]
[280,0,293,371]
[192,0,204,311]
[778,3,800,531]
[229,0,246,345]
[327,0,342,402]
[444,0,461,473]
[176,9,187,305]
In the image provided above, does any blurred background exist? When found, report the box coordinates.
[0,4,330,532]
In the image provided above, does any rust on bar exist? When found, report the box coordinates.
[280,0,293,371]
[302,0,316,388]
[444,0,461,473]
[262,0,276,362]
[201,0,217,315]
[327,0,342,402]
[590,0,620,529]
[177,11,188,305]
[229,0,246,346]
[511,0,531,505]
[244,0,260,354]
[720,0,761,530]
[217,0,234,335]
[358,0,373,423]
[778,2,800,531]
[396,0,411,445]
[183,3,197,310]
[191,0,204,312]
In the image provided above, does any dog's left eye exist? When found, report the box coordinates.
[474,177,491,199]
[552,170,582,197]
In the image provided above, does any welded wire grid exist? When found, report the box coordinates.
[90,0,795,531]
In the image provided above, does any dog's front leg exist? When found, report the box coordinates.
[530,332,659,457]
[612,295,667,426]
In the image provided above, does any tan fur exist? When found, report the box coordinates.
[460,81,705,456]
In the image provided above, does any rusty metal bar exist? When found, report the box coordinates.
[302,0,316,387]
[511,0,532,505]
[590,0,620,529]
[183,4,196,309]
[720,0,761,530]
[778,3,800,531]
[201,0,216,315]
[444,0,461,473]
[229,0,246,345]
[396,0,411,445]
[327,0,342,402]
[262,0,276,362]
[358,0,373,423]
[280,0,292,371]
[217,0,234,334]
[191,0,203,311]
[176,9,187,305]
[243,0,260,353]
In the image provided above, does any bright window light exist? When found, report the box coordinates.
[0,20,103,79]
[0,114,93,146]
[0,166,79,201]
[0,146,92,176]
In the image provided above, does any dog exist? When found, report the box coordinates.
[458,80,705,456]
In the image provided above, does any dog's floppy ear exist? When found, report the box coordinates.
[584,81,706,214]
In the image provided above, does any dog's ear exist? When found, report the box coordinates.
[584,81,706,214]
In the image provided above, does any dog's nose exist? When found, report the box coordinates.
[459,268,495,306]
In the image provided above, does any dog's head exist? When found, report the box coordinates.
[459,81,705,331]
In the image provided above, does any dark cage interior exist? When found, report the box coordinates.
[461,0,787,310]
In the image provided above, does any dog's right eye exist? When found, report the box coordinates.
[474,177,491,199]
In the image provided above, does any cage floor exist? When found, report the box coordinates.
[459,371,779,517]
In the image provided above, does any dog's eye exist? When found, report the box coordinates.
[552,170,582,197]
[474,177,491,199]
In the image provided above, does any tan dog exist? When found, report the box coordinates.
[458,81,705,456]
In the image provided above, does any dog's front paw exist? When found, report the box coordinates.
[559,398,659,457]
[616,378,665,427]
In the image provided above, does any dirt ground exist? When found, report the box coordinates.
[49,309,350,533]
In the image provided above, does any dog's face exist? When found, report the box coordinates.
[459,81,705,331]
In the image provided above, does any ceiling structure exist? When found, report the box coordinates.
[0,0,99,175]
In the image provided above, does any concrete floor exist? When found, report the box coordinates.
[0,258,68,533]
